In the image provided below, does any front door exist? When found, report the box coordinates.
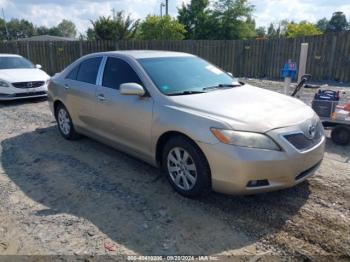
[94,57,154,159]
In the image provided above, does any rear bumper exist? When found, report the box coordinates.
[198,130,325,195]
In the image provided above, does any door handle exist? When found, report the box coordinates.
[97,94,106,101]
[64,83,69,89]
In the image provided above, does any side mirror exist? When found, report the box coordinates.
[36,64,42,69]
[120,83,145,96]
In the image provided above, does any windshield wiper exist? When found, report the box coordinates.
[167,83,242,95]
[167,90,206,96]
[203,83,241,91]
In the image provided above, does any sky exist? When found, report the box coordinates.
[1,0,350,35]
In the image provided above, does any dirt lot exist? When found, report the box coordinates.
[0,80,349,260]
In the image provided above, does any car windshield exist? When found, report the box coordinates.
[0,56,34,69]
[138,56,239,95]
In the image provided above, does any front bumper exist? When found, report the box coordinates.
[198,126,326,195]
[0,85,48,101]
[0,91,47,100]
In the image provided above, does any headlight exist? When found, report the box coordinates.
[0,79,10,87]
[211,128,280,151]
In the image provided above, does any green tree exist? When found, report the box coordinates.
[267,20,289,38]
[56,19,77,38]
[48,27,62,36]
[255,26,266,38]
[90,17,115,40]
[213,0,256,39]
[7,18,35,39]
[316,18,329,32]
[36,25,50,35]
[277,19,289,36]
[285,21,322,38]
[0,18,9,40]
[113,11,139,39]
[138,15,186,40]
[267,23,277,38]
[327,11,348,32]
[89,17,115,40]
[90,12,139,40]
[86,28,96,40]
[177,0,217,39]
[35,20,76,38]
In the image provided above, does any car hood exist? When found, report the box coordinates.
[169,84,315,133]
[0,69,50,83]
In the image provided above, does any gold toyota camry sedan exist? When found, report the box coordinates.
[48,51,325,197]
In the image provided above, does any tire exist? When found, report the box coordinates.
[331,126,350,146]
[162,136,211,197]
[56,104,80,140]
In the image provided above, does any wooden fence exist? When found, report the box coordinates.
[0,32,350,82]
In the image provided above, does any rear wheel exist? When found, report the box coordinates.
[331,125,350,145]
[162,136,211,197]
[56,104,80,140]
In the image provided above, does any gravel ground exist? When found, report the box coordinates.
[0,80,349,261]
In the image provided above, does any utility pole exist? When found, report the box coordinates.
[2,8,9,40]
[165,0,169,16]
[160,2,165,17]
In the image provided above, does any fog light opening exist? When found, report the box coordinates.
[247,179,269,188]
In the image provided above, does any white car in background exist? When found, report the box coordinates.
[0,54,50,100]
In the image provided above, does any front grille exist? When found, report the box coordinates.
[284,122,323,151]
[12,81,45,89]
[14,91,47,97]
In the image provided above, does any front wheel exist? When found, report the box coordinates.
[56,104,80,140]
[331,126,350,145]
[162,136,211,197]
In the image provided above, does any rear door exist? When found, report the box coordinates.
[94,56,154,159]
[63,56,102,130]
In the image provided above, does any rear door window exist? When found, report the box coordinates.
[66,65,79,80]
[76,57,102,84]
[102,57,142,89]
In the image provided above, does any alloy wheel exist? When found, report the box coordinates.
[167,147,197,191]
[58,108,71,135]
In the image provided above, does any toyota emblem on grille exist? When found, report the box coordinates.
[307,124,316,139]
[27,82,33,88]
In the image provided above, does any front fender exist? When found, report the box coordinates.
[152,103,231,148]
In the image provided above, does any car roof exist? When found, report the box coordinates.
[95,50,195,59]
[0,54,22,57]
